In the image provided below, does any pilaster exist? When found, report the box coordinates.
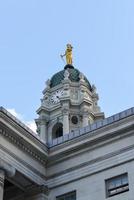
[82,111,89,127]
[40,120,47,143]
[62,108,70,134]
[35,117,48,143]
[0,160,15,200]
[0,170,5,200]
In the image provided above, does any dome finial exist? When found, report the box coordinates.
[60,44,73,65]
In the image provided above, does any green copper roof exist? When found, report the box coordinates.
[50,65,92,91]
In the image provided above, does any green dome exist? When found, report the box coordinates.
[50,65,92,91]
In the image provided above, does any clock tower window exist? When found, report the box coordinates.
[52,123,63,139]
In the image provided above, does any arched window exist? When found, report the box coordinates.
[52,123,63,139]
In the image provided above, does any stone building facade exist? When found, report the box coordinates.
[0,64,134,200]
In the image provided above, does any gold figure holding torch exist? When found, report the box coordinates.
[61,44,73,65]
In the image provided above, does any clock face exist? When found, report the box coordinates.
[50,89,64,104]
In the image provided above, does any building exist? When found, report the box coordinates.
[0,47,134,200]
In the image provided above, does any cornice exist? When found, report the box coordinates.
[0,107,48,150]
[0,124,48,165]
[47,144,134,188]
[37,104,62,113]
[48,143,134,180]
[48,119,134,165]
[0,107,37,138]
[0,144,46,181]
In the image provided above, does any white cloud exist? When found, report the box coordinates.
[7,108,37,132]
[26,121,37,132]
[7,108,23,120]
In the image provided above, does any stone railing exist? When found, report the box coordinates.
[48,107,134,147]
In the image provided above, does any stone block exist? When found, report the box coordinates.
[79,128,85,135]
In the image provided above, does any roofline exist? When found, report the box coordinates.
[48,107,134,147]
[1,106,134,149]
[0,106,39,140]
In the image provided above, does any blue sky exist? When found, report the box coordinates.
[0,0,134,130]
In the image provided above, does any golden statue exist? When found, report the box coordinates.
[61,44,73,65]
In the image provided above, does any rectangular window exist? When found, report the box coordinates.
[56,191,76,200]
[106,173,129,198]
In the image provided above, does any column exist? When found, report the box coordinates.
[25,185,48,200]
[82,112,89,127]
[0,170,5,200]
[0,160,16,200]
[62,108,69,134]
[40,121,47,143]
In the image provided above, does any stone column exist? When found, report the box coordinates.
[82,111,89,127]
[62,108,69,134]
[0,170,5,200]
[0,160,16,200]
[40,120,47,143]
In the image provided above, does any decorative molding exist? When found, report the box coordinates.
[48,143,134,179]
[64,69,70,80]
[25,185,49,196]
[62,108,69,115]
[79,72,85,82]
[0,125,47,165]
[47,145,134,188]
[0,107,48,153]
[1,106,134,155]
[0,160,15,177]
[48,124,134,168]
[0,144,46,181]
[0,107,37,137]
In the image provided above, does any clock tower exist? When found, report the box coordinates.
[35,46,104,144]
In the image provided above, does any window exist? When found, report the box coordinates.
[52,123,63,139]
[106,173,129,198]
[71,116,78,125]
[56,191,76,200]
